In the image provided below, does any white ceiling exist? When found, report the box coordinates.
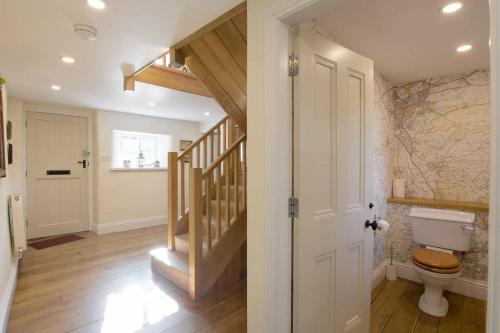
[0,0,238,122]
[318,0,490,84]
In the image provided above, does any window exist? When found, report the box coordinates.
[112,130,173,168]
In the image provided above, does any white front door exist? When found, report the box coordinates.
[27,112,89,238]
[293,23,374,333]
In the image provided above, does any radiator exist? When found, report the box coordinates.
[9,194,26,259]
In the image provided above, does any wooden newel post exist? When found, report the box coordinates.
[189,168,203,300]
[168,152,178,251]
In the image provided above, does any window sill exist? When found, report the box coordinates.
[110,167,167,171]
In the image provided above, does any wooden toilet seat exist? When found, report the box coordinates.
[411,248,462,274]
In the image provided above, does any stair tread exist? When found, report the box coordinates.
[150,247,188,274]
[175,231,223,255]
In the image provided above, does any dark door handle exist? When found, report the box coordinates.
[77,160,87,168]
[365,220,378,230]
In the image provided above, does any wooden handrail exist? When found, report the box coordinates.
[178,115,230,159]
[129,51,169,78]
[203,135,246,177]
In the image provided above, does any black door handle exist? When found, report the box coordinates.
[77,160,87,168]
[365,220,378,230]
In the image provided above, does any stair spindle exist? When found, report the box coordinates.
[234,146,239,215]
[206,173,212,250]
[216,165,222,240]
[196,145,200,168]
[180,157,185,216]
[203,137,208,169]
[242,140,246,208]
[225,155,230,228]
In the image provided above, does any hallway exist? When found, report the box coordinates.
[7,226,246,333]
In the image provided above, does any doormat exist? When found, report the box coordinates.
[29,234,84,250]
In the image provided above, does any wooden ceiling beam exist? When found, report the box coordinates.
[125,65,212,98]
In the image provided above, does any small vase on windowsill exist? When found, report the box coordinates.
[138,151,145,168]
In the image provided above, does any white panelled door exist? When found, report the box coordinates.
[27,112,89,238]
[293,23,374,333]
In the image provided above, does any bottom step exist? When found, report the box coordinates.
[150,247,189,291]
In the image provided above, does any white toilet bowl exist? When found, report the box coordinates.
[411,260,462,317]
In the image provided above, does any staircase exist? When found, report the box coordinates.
[151,117,247,300]
[125,2,248,301]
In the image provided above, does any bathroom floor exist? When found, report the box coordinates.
[371,279,486,333]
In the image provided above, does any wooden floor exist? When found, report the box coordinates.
[7,226,246,333]
[7,225,487,333]
[371,278,486,333]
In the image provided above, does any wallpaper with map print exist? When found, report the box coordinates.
[372,70,490,281]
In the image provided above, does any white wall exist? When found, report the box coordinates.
[487,0,499,331]
[198,113,225,133]
[94,110,199,231]
[0,91,26,331]
[2,99,202,236]
[248,1,283,332]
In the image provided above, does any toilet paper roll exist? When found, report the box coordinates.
[376,219,390,235]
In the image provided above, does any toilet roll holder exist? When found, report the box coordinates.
[365,215,379,230]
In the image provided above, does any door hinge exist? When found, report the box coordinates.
[288,55,298,77]
[288,197,299,219]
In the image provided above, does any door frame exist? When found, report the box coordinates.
[255,0,499,332]
[25,103,94,236]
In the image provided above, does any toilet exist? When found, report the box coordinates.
[409,207,475,317]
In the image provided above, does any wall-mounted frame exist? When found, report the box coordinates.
[179,139,193,163]
[7,120,12,140]
[0,89,6,177]
[8,143,12,165]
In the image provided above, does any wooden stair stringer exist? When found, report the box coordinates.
[190,209,247,300]
[170,3,247,132]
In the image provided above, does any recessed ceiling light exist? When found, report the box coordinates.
[61,56,75,64]
[204,112,210,116]
[442,2,462,14]
[148,102,156,107]
[456,44,472,53]
[86,0,107,10]
[51,85,61,91]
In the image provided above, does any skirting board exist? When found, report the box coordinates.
[372,259,487,301]
[93,215,167,235]
[372,261,387,291]
[0,262,18,333]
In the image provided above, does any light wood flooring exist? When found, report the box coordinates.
[7,225,246,333]
[371,278,486,333]
[7,225,487,333]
